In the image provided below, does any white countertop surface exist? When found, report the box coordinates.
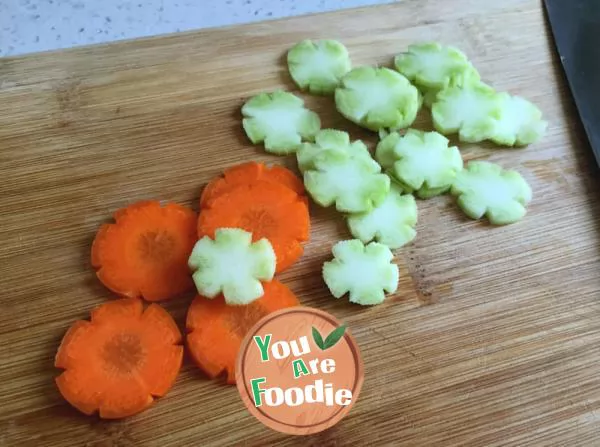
[1,0,396,57]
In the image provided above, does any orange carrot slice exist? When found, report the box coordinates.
[197,181,310,273]
[186,280,299,384]
[200,161,306,208]
[55,298,183,419]
[92,201,197,302]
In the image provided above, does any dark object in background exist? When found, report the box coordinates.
[544,0,600,167]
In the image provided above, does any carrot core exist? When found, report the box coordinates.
[101,333,145,374]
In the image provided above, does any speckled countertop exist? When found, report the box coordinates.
[1,0,396,57]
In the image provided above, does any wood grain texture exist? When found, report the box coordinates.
[2,0,600,445]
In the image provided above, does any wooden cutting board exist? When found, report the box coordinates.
[2,0,600,445]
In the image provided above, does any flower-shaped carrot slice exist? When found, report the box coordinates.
[91,201,197,302]
[186,280,299,384]
[197,181,310,273]
[54,298,183,419]
[200,161,305,208]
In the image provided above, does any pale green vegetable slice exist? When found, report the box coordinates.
[422,87,439,108]
[304,149,390,213]
[378,129,390,140]
[287,39,351,95]
[335,66,420,131]
[322,239,399,305]
[431,82,502,143]
[347,185,417,249]
[451,160,532,225]
[296,129,372,172]
[188,228,276,305]
[387,179,448,199]
[375,139,398,172]
[376,131,444,196]
[394,42,480,91]
[375,129,463,198]
[410,184,450,199]
[395,42,480,110]
[242,90,321,154]
[490,93,548,146]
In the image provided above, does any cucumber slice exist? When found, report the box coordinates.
[385,178,449,198]
[375,129,463,199]
[431,82,502,143]
[335,66,420,131]
[375,139,399,171]
[378,129,390,140]
[242,90,321,154]
[322,239,399,305]
[412,184,451,199]
[451,160,532,225]
[394,42,480,91]
[491,94,548,146]
[422,87,439,108]
[376,131,441,196]
[296,129,372,172]
[287,39,351,95]
[188,228,276,305]
[347,185,418,249]
[304,149,390,213]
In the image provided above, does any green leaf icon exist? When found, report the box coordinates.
[312,324,347,350]
[323,324,346,349]
[312,326,325,350]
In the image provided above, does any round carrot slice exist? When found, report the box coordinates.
[54,298,183,419]
[200,161,305,209]
[91,201,197,302]
[197,181,310,273]
[112,200,157,221]
[186,280,299,384]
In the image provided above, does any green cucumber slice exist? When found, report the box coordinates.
[431,82,502,143]
[394,42,480,91]
[322,239,399,305]
[287,39,352,95]
[242,90,321,154]
[491,93,548,146]
[304,149,390,213]
[335,66,420,131]
[451,160,532,225]
[347,185,418,249]
[375,129,463,198]
[188,228,276,305]
[422,87,440,108]
[296,129,372,173]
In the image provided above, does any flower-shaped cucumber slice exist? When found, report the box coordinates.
[394,42,480,91]
[188,228,276,305]
[242,90,321,154]
[375,129,463,198]
[421,87,440,108]
[296,129,373,172]
[287,39,352,95]
[335,66,420,131]
[451,160,532,225]
[491,94,548,147]
[304,149,390,213]
[323,239,399,305]
[347,185,418,249]
[431,82,502,143]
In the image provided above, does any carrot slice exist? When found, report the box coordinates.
[186,280,299,384]
[55,298,183,419]
[112,200,157,221]
[91,200,197,302]
[200,161,306,208]
[197,181,310,273]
